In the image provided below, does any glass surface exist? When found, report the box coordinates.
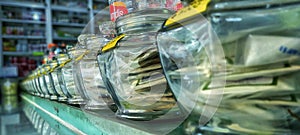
[44,73,58,100]
[39,69,50,98]
[166,1,300,134]
[33,72,44,97]
[57,53,85,104]
[51,70,68,101]
[98,9,181,120]
[42,121,50,135]
[75,35,115,110]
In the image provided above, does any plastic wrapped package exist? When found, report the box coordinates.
[209,0,300,11]
[209,3,300,43]
[235,35,300,66]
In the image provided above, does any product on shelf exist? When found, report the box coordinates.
[108,0,183,22]
[19,0,300,134]
[3,6,45,21]
[157,0,300,134]
[56,48,85,104]
[49,59,68,102]
[7,56,38,77]
[98,9,182,120]
[52,0,87,8]
[74,34,116,111]
[3,25,45,36]
[52,11,88,24]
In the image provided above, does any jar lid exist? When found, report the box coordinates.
[116,9,173,34]
[77,34,109,50]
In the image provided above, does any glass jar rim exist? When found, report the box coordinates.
[116,9,173,33]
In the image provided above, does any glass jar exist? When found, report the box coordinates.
[74,34,116,110]
[98,9,181,120]
[43,63,58,100]
[31,72,40,96]
[33,69,45,97]
[57,52,84,104]
[50,59,68,102]
[108,0,181,22]
[38,66,51,98]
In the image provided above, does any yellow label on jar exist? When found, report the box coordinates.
[164,0,210,27]
[59,59,72,68]
[37,70,41,76]
[75,50,90,62]
[43,66,51,74]
[102,34,125,53]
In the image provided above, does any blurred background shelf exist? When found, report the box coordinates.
[2,35,46,39]
[0,0,109,69]
[52,22,86,27]
[1,19,45,24]
[53,37,77,41]
[3,52,44,56]
[0,1,45,9]
[51,5,88,13]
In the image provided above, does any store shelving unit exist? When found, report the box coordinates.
[0,0,108,68]
[52,22,86,27]
[51,5,88,13]
[0,0,47,69]
[2,35,46,39]
[0,1,45,9]
[1,19,46,24]
[21,93,184,135]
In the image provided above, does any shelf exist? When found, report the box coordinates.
[93,10,101,14]
[21,93,152,135]
[2,35,45,39]
[51,5,88,13]
[93,0,107,3]
[3,52,31,56]
[1,19,45,24]
[93,10,110,15]
[53,37,77,41]
[21,93,184,135]
[52,22,86,27]
[3,51,44,56]
[0,1,45,9]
